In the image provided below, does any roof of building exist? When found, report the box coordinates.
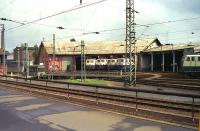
[13,46,35,51]
[194,45,200,53]
[40,38,161,55]
[143,44,199,52]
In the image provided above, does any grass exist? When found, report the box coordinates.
[66,79,112,86]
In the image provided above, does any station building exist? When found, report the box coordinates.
[38,38,199,73]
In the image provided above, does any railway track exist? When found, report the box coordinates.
[138,78,200,91]
[0,76,199,129]
[42,71,200,91]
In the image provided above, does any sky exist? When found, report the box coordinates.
[0,0,200,52]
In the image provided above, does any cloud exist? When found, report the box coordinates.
[155,0,200,14]
[1,0,200,52]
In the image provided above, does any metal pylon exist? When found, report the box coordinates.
[81,40,86,82]
[125,0,136,86]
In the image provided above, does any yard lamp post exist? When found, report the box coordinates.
[17,48,20,77]
[0,24,5,75]
[52,34,55,80]
[24,43,29,80]
[72,45,79,79]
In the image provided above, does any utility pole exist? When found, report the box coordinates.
[24,43,29,80]
[52,34,55,80]
[81,40,86,82]
[17,48,20,77]
[1,24,5,75]
[125,0,136,86]
[27,46,29,77]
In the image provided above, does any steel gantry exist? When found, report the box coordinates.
[0,24,6,75]
[125,0,136,86]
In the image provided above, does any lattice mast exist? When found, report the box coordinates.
[125,0,136,86]
[81,40,86,82]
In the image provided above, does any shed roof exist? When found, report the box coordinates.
[41,38,161,55]
[194,45,200,53]
[143,44,199,52]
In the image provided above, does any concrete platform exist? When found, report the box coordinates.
[0,86,196,131]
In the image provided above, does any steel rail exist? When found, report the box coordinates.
[0,76,199,128]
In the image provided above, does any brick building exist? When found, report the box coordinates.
[13,46,35,66]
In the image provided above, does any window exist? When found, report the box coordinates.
[111,60,115,62]
[86,61,89,63]
[191,57,195,61]
[101,60,105,62]
[198,57,200,61]
[186,57,190,61]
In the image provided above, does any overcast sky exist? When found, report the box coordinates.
[0,0,200,51]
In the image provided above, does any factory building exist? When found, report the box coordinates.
[38,38,199,73]
[13,46,35,66]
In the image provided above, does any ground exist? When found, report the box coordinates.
[66,79,113,86]
[0,86,196,131]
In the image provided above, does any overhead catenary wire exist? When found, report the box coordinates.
[143,27,200,37]
[0,18,25,25]
[6,0,108,31]
[137,16,200,27]
[33,23,84,31]
[4,0,200,51]
[21,27,152,47]
[4,1,200,34]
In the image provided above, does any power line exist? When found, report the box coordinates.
[34,23,83,31]
[143,16,200,26]
[136,12,200,36]
[5,27,126,46]
[160,35,200,42]
[6,0,108,31]
[0,18,25,25]
[144,27,200,37]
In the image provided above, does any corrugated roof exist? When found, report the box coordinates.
[41,38,160,55]
[143,44,199,52]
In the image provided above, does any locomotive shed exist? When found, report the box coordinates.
[38,38,199,73]
[141,44,198,72]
